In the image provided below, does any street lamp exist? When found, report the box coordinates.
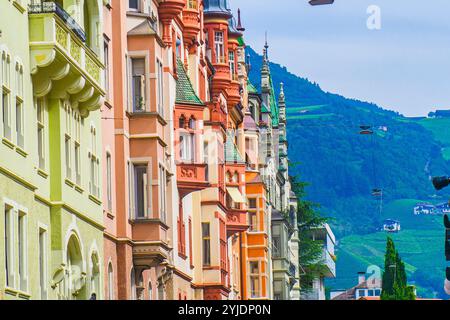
[309,0,335,5]
[432,176,450,191]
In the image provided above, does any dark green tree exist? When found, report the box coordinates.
[290,173,331,289]
[381,237,415,300]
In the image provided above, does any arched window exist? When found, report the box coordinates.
[233,172,239,183]
[107,263,114,300]
[66,234,85,300]
[83,0,101,54]
[179,115,186,129]
[90,253,100,298]
[188,116,195,130]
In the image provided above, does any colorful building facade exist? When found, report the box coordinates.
[0,0,319,301]
[1,0,106,300]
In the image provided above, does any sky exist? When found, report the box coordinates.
[234,0,450,117]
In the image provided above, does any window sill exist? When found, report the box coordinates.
[89,194,102,205]
[75,185,84,194]
[65,179,75,188]
[178,252,187,260]
[13,1,26,14]
[105,210,115,220]
[16,146,27,158]
[2,138,15,150]
[104,99,113,109]
[37,168,49,179]
[4,287,30,299]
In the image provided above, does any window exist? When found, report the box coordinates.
[18,211,27,291]
[74,113,81,185]
[375,289,381,296]
[157,59,164,116]
[129,0,139,11]
[130,268,136,300]
[158,165,166,222]
[134,164,148,219]
[64,104,72,180]
[128,161,133,218]
[131,58,146,112]
[229,51,235,79]
[249,211,258,232]
[158,284,165,300]
[15,62,23,98]
[106,153,112,211]
[368,289,374,297]
[249,261,261,298]
[202,223,211,265]
[273,280,283,300]
[4,205,13,287]
[187,0,197,9]
[36,98,45,170]
[15,98,23,148]
[148,282,152,300]
[214,31,224,63]
[107,263,114,300]
[89,126,100,197]
[104,37,110,101]
[358,289,366,297]
[248,198,257,209]
[180,133,194,162]
[39,228,47,299]
[2,52,11,139]
[272,226,281,258]
[2,86,10,139]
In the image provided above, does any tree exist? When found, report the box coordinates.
[290,174,330,289]
[381,237,415,300]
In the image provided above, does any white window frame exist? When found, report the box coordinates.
[214,31,225,63]
[249,260,262,298]
[38,224,48,300]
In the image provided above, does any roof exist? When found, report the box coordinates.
[128,20,157,36]
[247,80,258,94]
[269,76,279,127]
[244,114,259,131]
[225,134,245,164]
[175,59,204,106]
[332,281,374,300]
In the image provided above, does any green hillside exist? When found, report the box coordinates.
[247,46,450,298]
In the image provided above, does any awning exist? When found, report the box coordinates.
[226,187,246,203]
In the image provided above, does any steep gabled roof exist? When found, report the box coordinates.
[175,59,204,106]
[225,133,245,164]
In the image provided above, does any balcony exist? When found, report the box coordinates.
[29,2,104,117]
[321,248,336,278]
[227,80,241,107]
[176,163,209,197]
[182,7,200,45]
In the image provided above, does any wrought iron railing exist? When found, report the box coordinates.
[28,1,86,43]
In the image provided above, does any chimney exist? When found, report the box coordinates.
[357,272,366,285]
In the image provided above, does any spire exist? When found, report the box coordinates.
[264,31,269,60]
[279,82,286,124]
[237,9,245,31]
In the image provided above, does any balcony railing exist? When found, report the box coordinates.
[29,1,86,43]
